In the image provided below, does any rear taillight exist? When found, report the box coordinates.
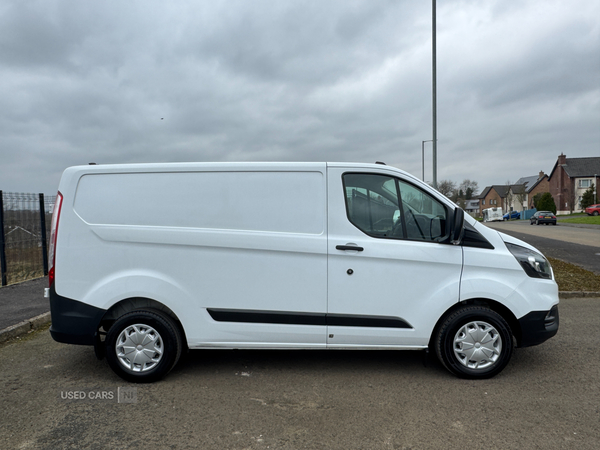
[48,192,63,287]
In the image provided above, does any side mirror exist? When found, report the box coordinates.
[451,208,465,245]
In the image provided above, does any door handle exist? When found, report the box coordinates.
[336,245,364,252]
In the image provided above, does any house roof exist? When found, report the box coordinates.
[492,185,510,198]
[478,184,525,199]
[515,175,542,193]
[527,175,548,192]
[511,184,526,195]
[478,186,492,199]
[549,156,600,180]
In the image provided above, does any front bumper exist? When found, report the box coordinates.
[49,284,106,346]
[517,305,559,347]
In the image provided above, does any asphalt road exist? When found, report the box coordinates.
[0,297,598,450]
[483,220,600,275]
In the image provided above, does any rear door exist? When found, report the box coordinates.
[326,166,463,348]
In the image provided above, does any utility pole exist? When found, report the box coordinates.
[422,140,433,181]
[432,0,438,189]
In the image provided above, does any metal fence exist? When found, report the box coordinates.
[0,191,56,286]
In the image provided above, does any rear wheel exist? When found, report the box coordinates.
[435,306,513,379]
[105,309,182,383]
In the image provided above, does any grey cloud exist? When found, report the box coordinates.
[0,0,598,195]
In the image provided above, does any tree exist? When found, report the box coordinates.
[459,179,479,200]
[504,180,514,214]
[581,184,597,209]
[537,192,557,214]
[532,192,544,210]
[514,185,527,212]
[437,179,456,198]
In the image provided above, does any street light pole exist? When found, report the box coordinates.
[422,140,433,181]
[432,0,437,189]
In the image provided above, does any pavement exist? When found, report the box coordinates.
[0,277,49,330]
[0,277,50,343]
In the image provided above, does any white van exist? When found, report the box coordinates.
[48,162,559,382]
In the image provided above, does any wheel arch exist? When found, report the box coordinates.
[96,297,188,357]
[429,298,521,348]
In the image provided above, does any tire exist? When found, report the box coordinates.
[530,220,534,225]
[593,211,599,216]
[536,220,539,225]
[434,306,513,379]
[105,309,183,383]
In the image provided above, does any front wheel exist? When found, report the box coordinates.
[434,306,513,379]
[105,310,183,383]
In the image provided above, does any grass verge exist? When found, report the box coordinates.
[548,257,600,292]
[558,215,600,225]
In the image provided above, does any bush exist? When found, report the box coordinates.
[532,192,543,210]
[537,192,557,214]
[580,184,596,209]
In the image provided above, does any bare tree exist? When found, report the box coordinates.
[514,186,527,212]
[437,179,456,198]
[505,180,514,213]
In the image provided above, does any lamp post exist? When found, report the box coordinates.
[432,0,437,189]
[422,140,433,181]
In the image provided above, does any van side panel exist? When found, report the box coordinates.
[73,171,324,234]
[55,166,328,348]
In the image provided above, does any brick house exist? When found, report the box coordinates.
[514,171,549,210]
[478,185,509,216]
[548,154,600,214]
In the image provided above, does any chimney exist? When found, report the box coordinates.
[539,171,545,179]
[558,153,566,166]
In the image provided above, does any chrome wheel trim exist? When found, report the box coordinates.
[453,321,502,370]
[115,324,164,373]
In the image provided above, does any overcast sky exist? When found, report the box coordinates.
[1,0,598,195]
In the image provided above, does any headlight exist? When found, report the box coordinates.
[505,243,553,279]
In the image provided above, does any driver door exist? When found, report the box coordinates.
[326,167,463,347]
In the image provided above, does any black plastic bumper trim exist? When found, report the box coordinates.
[517,305,559,347]
[49,284,106,346]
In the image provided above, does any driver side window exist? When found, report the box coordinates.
[397,179,448,241]
[343,173,448,242]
